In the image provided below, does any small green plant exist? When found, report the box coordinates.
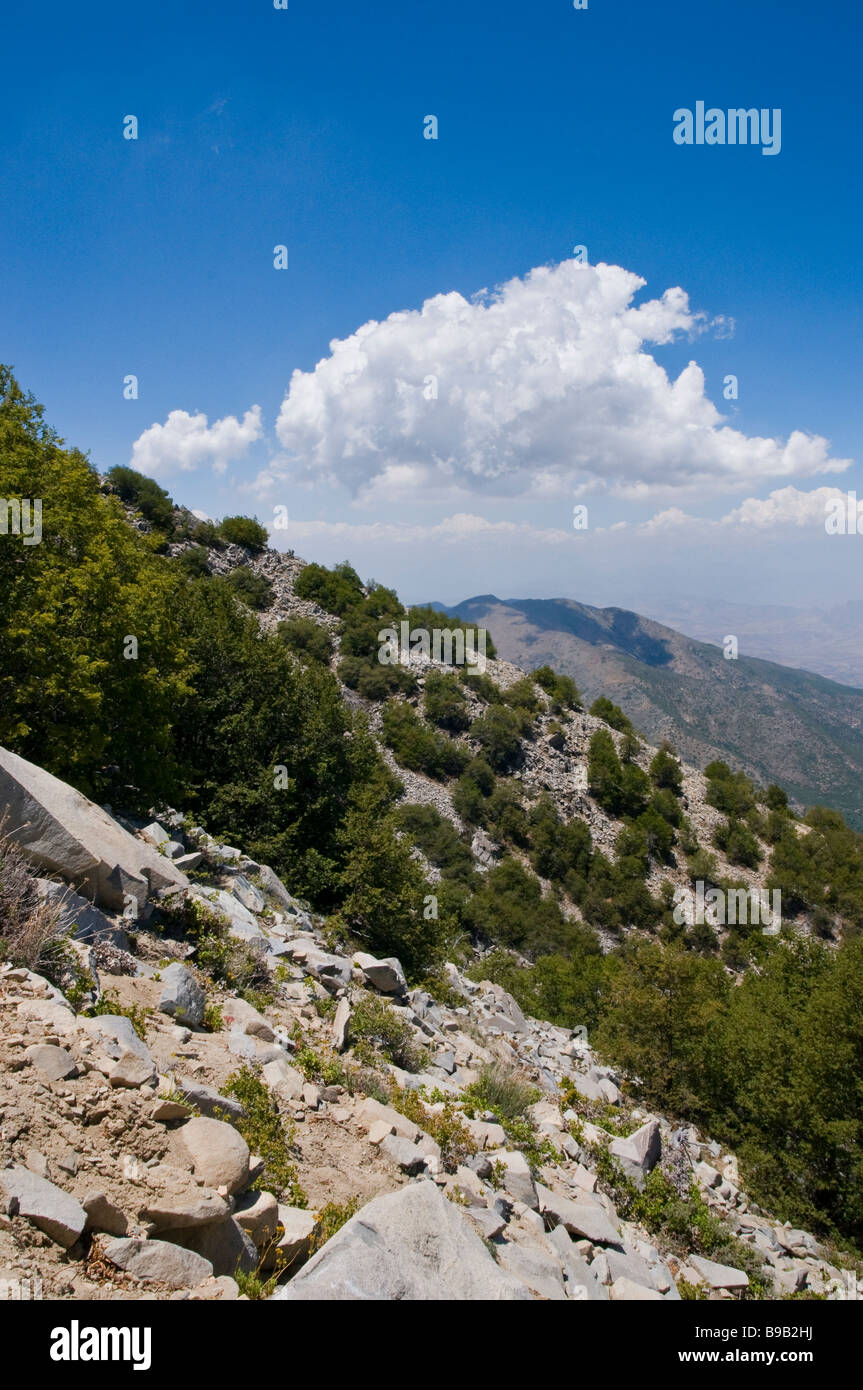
[463,1062,539,1121]
[678,1278,710,1300]
[221,1066,307,1206]
[157,1084,197,1115]
[350,997,428,1073]
[233,1229,291,1299]
[295,1045,345,1088]
[309,1198,360,1253]
[85,989,150,1041]
[388,1085,478,1172]
[202,1002,224,1033]
[489,1158,508,1189]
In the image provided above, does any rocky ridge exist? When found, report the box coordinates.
[0,746,854,1302]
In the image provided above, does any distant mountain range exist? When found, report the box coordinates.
[635,596,863,690]
[433,594,863,829]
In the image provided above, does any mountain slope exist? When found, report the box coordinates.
[436,594,863,828]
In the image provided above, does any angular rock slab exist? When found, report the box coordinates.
[271,1181,533,1300]
[536,1183,624,1249]
[689,1254,750,1290]
[0,745,188,909]
[0,1167,87,1248]
[609,1119,662,1189]
[103,1236,213,1287]
[158,962,205,1028]
[353,952,407,996]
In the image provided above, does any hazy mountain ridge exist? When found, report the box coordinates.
[435,594,863,829]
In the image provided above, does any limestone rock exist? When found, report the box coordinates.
[689,1254,750,1290]
[234,1189,279,1246]
[82,1191,129,1237]
[103,1236,213,1287]
[0,1167,87,1248]
[271,1182,533,1301]
[165,1216,257,1276]
[609,1119,662,1188]
[158,963,205,1028]
[177,1117,250,1195]
[353,952,408,996]
[536,1184,623,1249]
[0,746,188,909]
[24,1043,77,1082]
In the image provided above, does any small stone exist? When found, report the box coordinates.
[108,1051,157,1089]
[82,1191,128,1237]
[24,1044,77,1082]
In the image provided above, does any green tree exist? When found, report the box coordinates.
[471,706,524,772]
[595,939,729,1114]
[217,515,269,551]
[423,670,470,732]
[335,783,439,978]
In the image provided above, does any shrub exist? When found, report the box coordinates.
[458,670,502,703]
[176,545,211,578]
[587,728,649,818]
[467,856,571,955]
[0,832,67,973]
[106,465,175,532]
[381,700,468,780]
[350,997,428,1072]
[501,677,543,716]
[294,560,364,614]
[395,803,475,883]
[423,670,470,732]
[309,1199,360,1253]
[339,654,417,700]
[217,515,269,551]
[705,762,757,817]
[589,696,633,732]
[167,897,274,1004]
[221,1066,306,1205]
[649,743,683,794]
[277,617,333,665]
[294,1044,346,1087]
[463,1062,539,1121]
[713,817,762,869]
[223,566,274,610]
[471,706,524,772]
[388,1086,478,1171]
[528,795,592,881]
[86,989,150,1041]
[532,664,580,710]
[335,781,440,978]
[406,603,497,661]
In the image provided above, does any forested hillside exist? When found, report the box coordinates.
[1,366,861,1252]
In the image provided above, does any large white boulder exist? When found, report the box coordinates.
[271,1181,533,1301]
[0,746,189,910]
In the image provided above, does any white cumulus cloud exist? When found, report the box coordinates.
[263,259,848,501]
[131,406,263,477]
[719,485,849,529]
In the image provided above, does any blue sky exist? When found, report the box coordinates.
[2,0,862,612]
